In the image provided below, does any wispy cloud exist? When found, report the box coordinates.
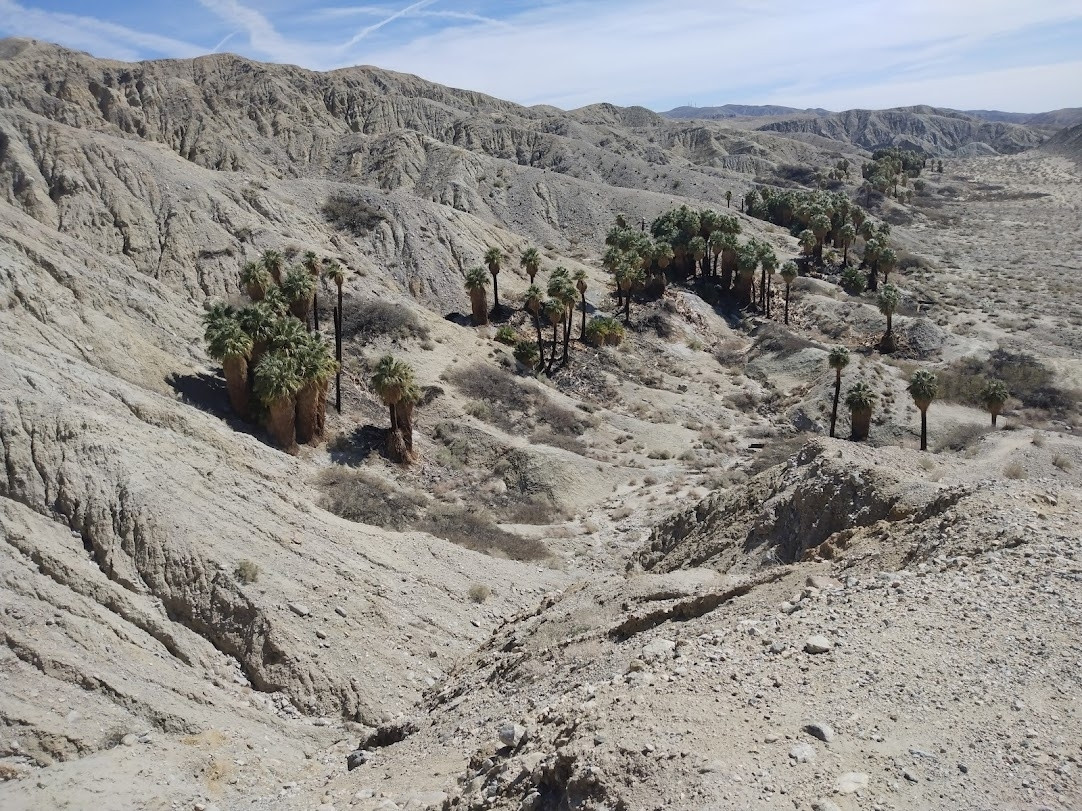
[3,0,1080,112]
[0,0,205,60]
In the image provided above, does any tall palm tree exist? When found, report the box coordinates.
[543,298,565,371]
[484,246,504,311]
[281,266,316,326]
[735,243,758,307]
[465,266,490,326]
[828,346,850,438]
[520,247,541,285]
[758,244,777,313]
[908,369,938,451]
[879,247,897,286]
[809,211,831,263]
[725,190,732,209]
[708,231,726,279]
[254,349,303,452]
[688,236,708,279]
[780,261,798,325]
[614,261,644,325]
[652,241,674,291]
[371,355,419,464]
[981,379,1009,427]
[322,261,347,413]
[549,270,578,364]
[573,269,589,342]
[260,249,285,285]
[876,284,901,351]
[838,223,856,266]
[295,335,338,443]
[719,232,739,292]
[240,262,271,301]
[206,316,253,420]
[524,284,545,370]
[798,229,817,264]
[845,381,876,441]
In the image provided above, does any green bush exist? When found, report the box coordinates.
[840,266,866,294]
[513,339,539,367]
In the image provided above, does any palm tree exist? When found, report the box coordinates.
[719,232,740,291]
[371,355,419,464]
[262,285,289,318]
[295,335,338,443]
[237,301,280,371]
[267,316,308,354]
[845,381,876,441]
[303,251,321,331]
[550,271,578,364]
[838,223,856,266]
[809,211,831,263]
[725,190,732,209]
[879,247,897,286]
[240,262,271,301]
[322,261,347,413]
[707,231,726,279]
[465,266,490,326]
[688,236,707,279]
[735,243,758,307]
[281,265,316,325]
[520,247,541,285]
[758,244,777,313]
[798,230,817,264]
[524,284,545,370]
[780,261,798,325]
[484,246,504,312]
[828,346,850,438]
[573,269,589,342]
[206,316,253,420]
[908,370,938,451]
[652,241,674,291]
[254,349,303,452]
[981,380,1009,427]
[614,261,644,325]
[543,298,565,371]
[876,284,901,351]
[260,249,285,285]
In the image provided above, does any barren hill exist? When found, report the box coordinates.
[1,38,1081,811]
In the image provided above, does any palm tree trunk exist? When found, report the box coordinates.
[313,290,319,332]
[333,306,342,414]
[491,273,500,312]
[920,409,928,451]
[316,379,329,438]
[579,294,587,342]
[784,285,791,325]
[623,291,631,324]
[470,290,489,326]
[267,396,298,453]
[296,381,319,444]
[851,407,871,440]
[759,268,766,311]
[532,311,545,371]
[548,322,559,372]
[397,400,415,454]
[830,371,841,438]
[991,408,1000,427]
[222,356,251,420]
[562,309,571,363]
[842,245,849,266]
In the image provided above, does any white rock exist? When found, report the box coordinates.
[835,772,869,794]
[804,635,833,654]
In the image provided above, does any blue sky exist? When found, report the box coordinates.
[1,0,1080,112]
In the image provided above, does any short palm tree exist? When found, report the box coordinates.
[908,369,938,451]
[845,381,876,441]
[725,190,732,208]
[281,265,316,325]
[267,316,308,354]
[254,349,303,452]
[240,262,271,301]
[262,285,289,317]
[520,247,541,285]
[573,269,589,342]
[980,379,1009,427]
[828,346,850,438]
[465,266,490,326]
[780,261,798,325]
[260,249,285,285]
[484,246,504,311]
[879,247,898,286]
[206,316,253,420]
[295,335,338,443]
[371,355,419,463]
[876,284,901,351]
[237,301,280,369]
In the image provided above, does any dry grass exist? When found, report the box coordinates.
[1003,461,1027,480]
[234,560,260,584]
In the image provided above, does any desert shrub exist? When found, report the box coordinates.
[322,192,386,235]
[714,339,746,367]
[638,313,676,339]
[447,363,537,416]
[840,266,866,294]
[495,325,517,345]
[752,321,817,356]
[1052,455,1072,471]
[420,504,547,561]
[235,560,260,584]
[744,433,807,476]
[342,300,430,342]
[316,468,426,530]
[500,497,566,525]
[1003,461,1026,480]
[933,422,990,453]
[937,350,1076,416]
[513,339,539,367]
[467,584,492,603]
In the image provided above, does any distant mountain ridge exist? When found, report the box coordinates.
[662,104,1082,130]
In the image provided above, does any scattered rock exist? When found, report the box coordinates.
[835,772,869,795]
[806,575,843,590]
[347,750,368,770]
[498,722,527,748]
[804,722,836,743]
[804,635,833,654]
[288,603,311,617]
[789,742,816,763]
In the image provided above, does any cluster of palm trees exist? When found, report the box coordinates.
[828,350,1012,449]
[860,147,925,204]
[370,355,421,463]
[204,248,343,452]
[466,246,596,375]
